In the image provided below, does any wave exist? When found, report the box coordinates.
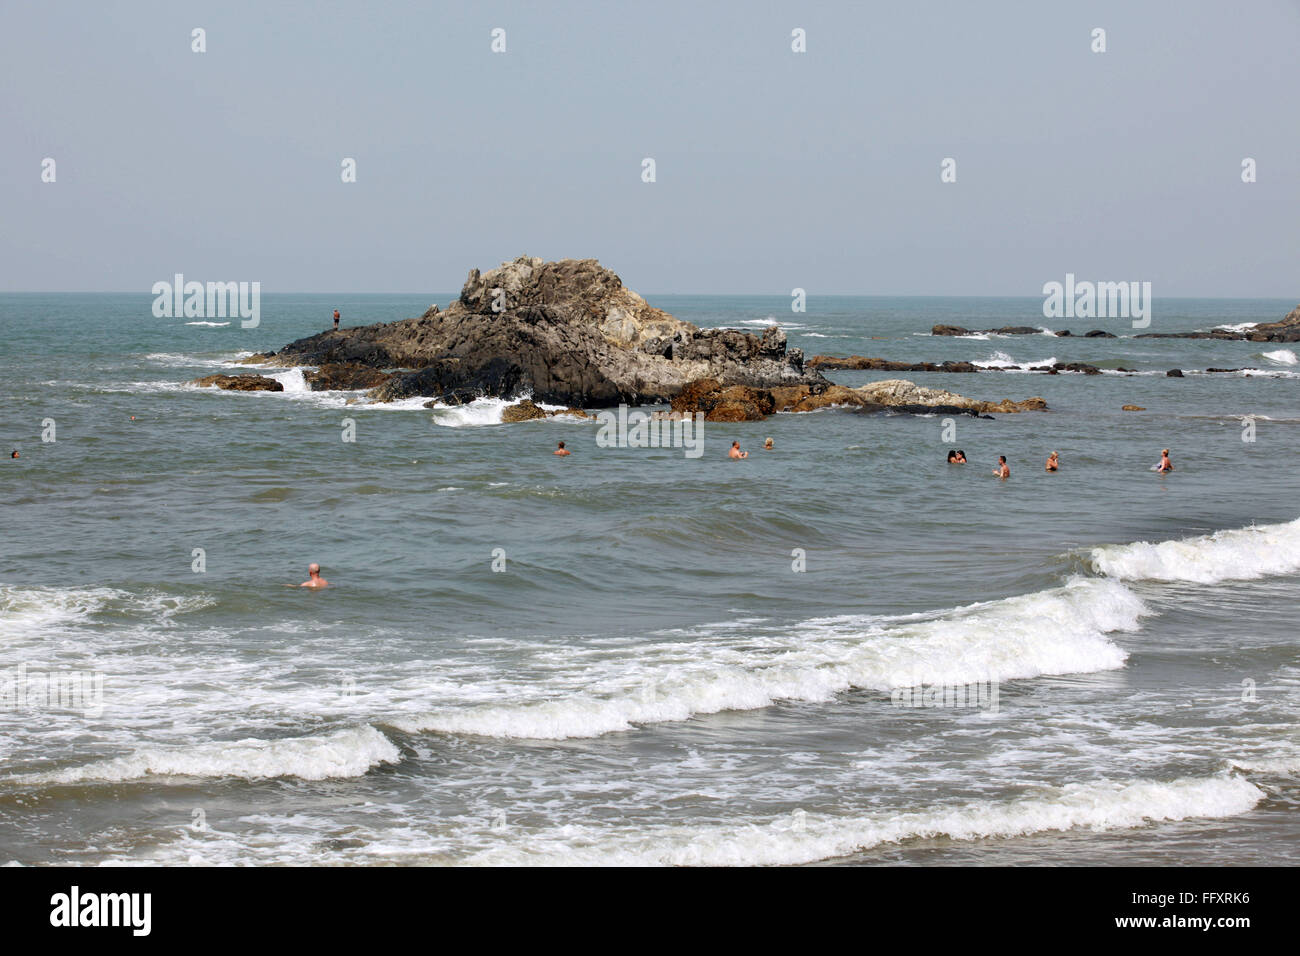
[1088,517,1300,584]
[1261,349,1298,365]
[6,726,400,786]
[184,321,231,327]
[0,584,212,639]
[1214,322,1258,333]
[265,368,309,394]
[463,774,1263,866]
[390,577,1141,740]
[974,351,1057,369]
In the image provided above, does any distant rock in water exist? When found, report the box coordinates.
[192,374,283,392]
[931,325,1043,336]
[669,377,1047,421]
[254,257,824,406]
[1136,304,1300,342]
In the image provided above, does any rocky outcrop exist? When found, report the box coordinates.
[1136,305,1300,342]
[669,377,1047,421]
[808,355,1123,375]
[192,374,283,392]
[256,257,824,406]
[1122,405,1145,411]
[304,363,393,391]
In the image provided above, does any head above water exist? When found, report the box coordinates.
[764,437,773,448]
[998,456,1006,464]
[557,441,565,449]
[308,563,321,575]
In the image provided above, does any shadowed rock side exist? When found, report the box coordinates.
[251,257,825,406]
[670,378,1047,422]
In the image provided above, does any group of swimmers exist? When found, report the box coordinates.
[947,447,1173,477]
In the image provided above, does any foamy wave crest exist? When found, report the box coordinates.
[8,726,400,786]
[974,351,1056,369]
[266,368,310,394]
[0,585,121,636]
[1261,349,1298,365]
[426,396,573,427]
[464,774,1262,866]
[391,578,1141,740]
[1214,322,1258,333]
[1088,517,1300,584]
[185,321,231,327]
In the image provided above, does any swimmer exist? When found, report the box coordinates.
[554,441,571,456]
[1157,448,1173,473]
[297,563,330,588]
[728,441,748,459]
[993,455,1010,479]
[9,450,17,459]
[947,449,966,464]
[1045,451,1059,472]
[764,437,774,450]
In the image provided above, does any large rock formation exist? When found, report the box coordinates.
[253,257,824,406]
[670,377,1047,421]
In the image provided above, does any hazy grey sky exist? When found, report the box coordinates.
[3,0,1298,296]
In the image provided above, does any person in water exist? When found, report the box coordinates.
[729,441,748,459]
[333,309,340,330]
[554,441,571,456]
[9,450,17,459]
[1157,448,1174,473]
[764,437,774,450]
[1045,451,1059,472]
[298,563,330,588]
[993,455,1010,479]
[947,449,966,464]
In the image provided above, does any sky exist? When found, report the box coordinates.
[2,0,1298,297]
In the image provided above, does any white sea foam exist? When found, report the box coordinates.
[463,774,1263,866]
[266,368,310,394]
[8,726,400,786]
[974,351,1057,370]
[1261,349,1298,365]
[425,396,575,427]
[391,577,1142,740]
[1088,517,1300,584]
[184,321,231,327]
[1214,322,1258,333]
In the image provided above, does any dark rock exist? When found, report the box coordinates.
[192,374,283,392]
[1166,369,1184,377]
[1084,330,1117,338]
[304,363,393,391]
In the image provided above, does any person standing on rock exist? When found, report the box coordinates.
[729,441,748,459]
[333,309,340,331]
[993,456,1010,479]
[554,441,571,456]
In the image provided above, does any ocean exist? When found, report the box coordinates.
[1,292,1297,866]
